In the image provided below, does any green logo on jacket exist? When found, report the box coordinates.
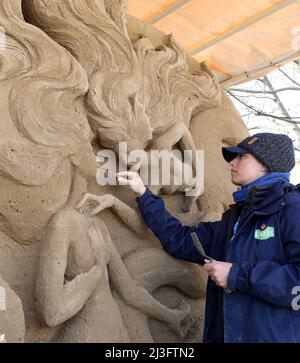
[254,226,275,240]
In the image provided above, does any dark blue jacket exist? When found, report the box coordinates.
[136,181,300,343]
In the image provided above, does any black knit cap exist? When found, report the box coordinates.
[222,133,295,172]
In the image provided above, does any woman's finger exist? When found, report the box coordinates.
[116,171,136,179]
[203,264,211,272]
[117,176,131,185]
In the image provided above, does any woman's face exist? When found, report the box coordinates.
[230,153,268,186]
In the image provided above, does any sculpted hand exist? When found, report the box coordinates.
[88,222,110,266]
[116,171,146,196]
[76,193,114,215]
[203,259,232,289]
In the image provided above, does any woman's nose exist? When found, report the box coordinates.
[230,156,238,167]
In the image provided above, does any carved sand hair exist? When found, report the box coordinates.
[23,0,220,154]
[0,0,91,185]
[134,35,220,133]
[22,0,153,150]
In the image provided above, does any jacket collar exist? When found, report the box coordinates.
[227,181,300,239]
[231,181,299,217]
[245,182,285,215]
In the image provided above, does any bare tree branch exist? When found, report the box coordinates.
[264,76,292,121]
[233,94,276,102]
[279,69,300,88]
[227,60,300,153]
[248,126,263,131]
[229,87,300,94]
[227,91,300,123]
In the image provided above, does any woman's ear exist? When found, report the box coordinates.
[259,162,268,173]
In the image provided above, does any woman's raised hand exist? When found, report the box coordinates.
[116,171,146,196]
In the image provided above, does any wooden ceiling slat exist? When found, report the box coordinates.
[148,0,191,25]
[190,0,297,55]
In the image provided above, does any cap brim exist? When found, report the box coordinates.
[222,146,248,163]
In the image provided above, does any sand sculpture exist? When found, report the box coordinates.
[0,0,248,342]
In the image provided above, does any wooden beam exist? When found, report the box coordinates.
[190,0,297,56]
[148,0,191,25]
[221,49,300,88]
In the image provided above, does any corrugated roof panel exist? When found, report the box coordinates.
[128,0,300,86]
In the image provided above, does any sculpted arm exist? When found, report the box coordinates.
[77,193,148,237]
